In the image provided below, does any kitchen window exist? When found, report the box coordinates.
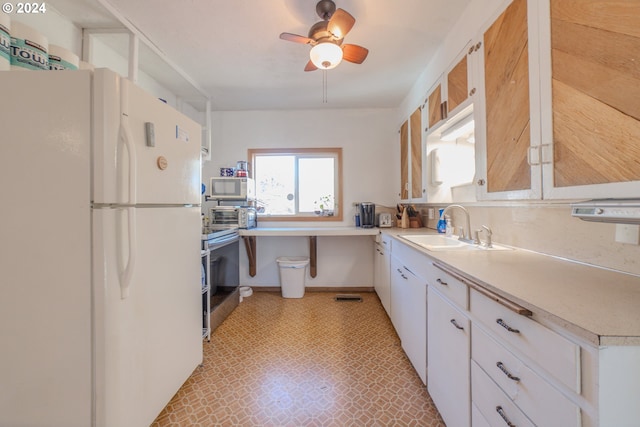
[248,148,343,221]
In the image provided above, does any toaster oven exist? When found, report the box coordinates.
[209,206,257,229]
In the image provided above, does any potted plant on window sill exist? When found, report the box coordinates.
[314,195,334,216]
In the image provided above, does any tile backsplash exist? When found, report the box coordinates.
[417,203,640,276]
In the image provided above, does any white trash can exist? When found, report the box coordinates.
[276,256,309,298]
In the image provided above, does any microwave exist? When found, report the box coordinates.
[209,206,257,229]
[209,177,255,200]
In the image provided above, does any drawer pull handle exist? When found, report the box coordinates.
[436,278,448,286]
[450,319,464,330]
[496,318,520,333]
[496,406,516,427]
[497,361,520,382]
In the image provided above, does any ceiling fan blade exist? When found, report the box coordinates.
[304,60,318,72]
[342,44,369,64]
[280,32,314,45]
[327,8,355,39]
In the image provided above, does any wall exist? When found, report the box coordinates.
[393,0,640,277]
[11,5,204,123]
[9,6,82,54]
[203,108,398,287]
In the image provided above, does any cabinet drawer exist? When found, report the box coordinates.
[471,361,535,427]
[470,289,580,392]
[393,238,429,279]
[380,233,392,251]
[426,263,468,309]
[472,325,581,427]
[471,402,491,427]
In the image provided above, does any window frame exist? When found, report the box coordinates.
[248,147,343,222]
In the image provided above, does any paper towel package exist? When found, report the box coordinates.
[10,21,48,71]
[0,13,9,70]
[49,44,79,70]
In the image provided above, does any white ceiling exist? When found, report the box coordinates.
[50,0,470,111]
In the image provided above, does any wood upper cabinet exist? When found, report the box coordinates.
[476,0,640,200]
[541,0,640,198]
[447,53,469,113]
[399,119,409,199]
[427,83,443,129]
[399,107,425,201]
[410,107,423,199]
[427,43,477,133]
[481,0,533,195]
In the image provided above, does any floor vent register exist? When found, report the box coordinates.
[334,294,363,302]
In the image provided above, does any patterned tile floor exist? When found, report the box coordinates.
[152,291,445,426]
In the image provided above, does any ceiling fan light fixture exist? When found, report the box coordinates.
[310,42,343,70]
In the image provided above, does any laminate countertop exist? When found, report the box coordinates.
[239,227,380,236]
[382,228,640,347]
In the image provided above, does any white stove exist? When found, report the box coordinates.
[201,227,239,251]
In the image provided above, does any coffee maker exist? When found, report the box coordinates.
[359,202,376,228]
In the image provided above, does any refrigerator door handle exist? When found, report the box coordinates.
[118,207,138,299]
[119,79,138,205]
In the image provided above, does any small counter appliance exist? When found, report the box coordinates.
[209,177,255,200]
[209,206,257,229]
[359,202,375,228]
[378,212,392,227]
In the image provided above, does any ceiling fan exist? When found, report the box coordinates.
[279,0,369,71]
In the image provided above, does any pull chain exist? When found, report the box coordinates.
[322,70,328,103]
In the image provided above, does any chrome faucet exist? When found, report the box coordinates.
[441,204,473,243]
[481,225,493,248]
[474,225,493,247]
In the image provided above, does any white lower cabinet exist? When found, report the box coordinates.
[390,254,427,384]
[471,361,535,427]
[472,324,580,426]
[387,235,640,427]
[373,235,391,317]
[471,402,491,427]
[471,288,580,393]
[427,286,470,427]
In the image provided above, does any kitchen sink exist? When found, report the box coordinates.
[398,234,513,251]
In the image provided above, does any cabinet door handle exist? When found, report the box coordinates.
[450,319,464,330]
[436,278,448,286]
[540,143,553,165]
[496,318,520,334]
[527,145,541,166]
[496,361,520,382]
[496,406,516,427]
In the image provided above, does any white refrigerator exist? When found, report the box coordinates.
[0,69,203,427]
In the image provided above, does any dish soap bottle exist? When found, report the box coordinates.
[445,216,453,236]
[437,208,446,233]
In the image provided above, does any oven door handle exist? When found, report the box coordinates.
[208,234,240,250]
